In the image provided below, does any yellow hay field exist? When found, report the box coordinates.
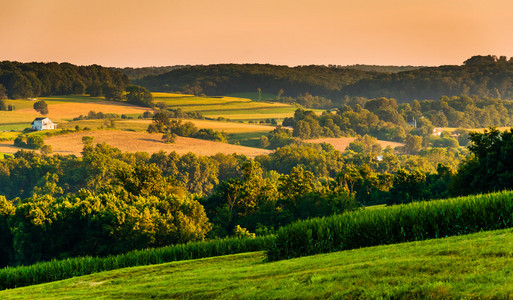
[0,143,21,155]
[308,137,404,152]
[115,119,275,134]
[43,130,271,157]
[17,102,151,122]
[0,100,151,126]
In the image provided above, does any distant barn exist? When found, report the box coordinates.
[31,117,57,131]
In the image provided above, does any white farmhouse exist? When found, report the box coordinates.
[31,117,57,131]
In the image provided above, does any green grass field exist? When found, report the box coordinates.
[2,228,512,299]
[153,92,303,121]
[226,91,277,101]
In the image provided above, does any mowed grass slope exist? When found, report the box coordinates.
[2,228,513,299]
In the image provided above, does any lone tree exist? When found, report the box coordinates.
[33,100,49,115]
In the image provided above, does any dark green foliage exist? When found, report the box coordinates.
[13,135,45,150]
[453,127,513,195]
[0,235,274,290]
[112,65,189,80]
[266,191,513,261]
[258,143,345,178]
[1,190,211,267]
[162,133,177,143]
[136,64,374,98]
[73,110,121,120]
[148,117,226,142]
[102,82,124,101]
[125,85,154,107]
[0,61,128,99]
[33,100,48,115]
[136,58,513,102]
[387,168,427,204]
[0,84,7,100]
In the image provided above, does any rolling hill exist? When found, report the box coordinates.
[1,228,512,299]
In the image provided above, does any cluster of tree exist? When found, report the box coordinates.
[141,108,203,120]
[281,106,409,142]
[203,162,359,237]
[0,61,128,99]
[0,189,210,267]
[13,135,45,150]
[73,110,135,121]
[451,127,513,195]
[278,93,333,109]
[33,100,49,115]
[278,97,485,149]
[147,111,226,142]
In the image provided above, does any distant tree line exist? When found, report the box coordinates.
[135,63,374,97]
[111,65,190,80]
[0,61,128,99]
[135,56,513,102]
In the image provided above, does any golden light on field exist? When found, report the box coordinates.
[42,130,271,157]
[1,0,512,66]
[308,137,404,152]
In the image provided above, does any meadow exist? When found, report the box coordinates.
[41,130,271,157]
[152,92,315,121]
[0,96,151,129]
[0,94,284,154]
[308,137,404,152]
[1,228,512,299]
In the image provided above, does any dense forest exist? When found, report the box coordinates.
[0,61,129,99]
[136,55,513,103]
[111,65,190,80]
[135,64,375,97]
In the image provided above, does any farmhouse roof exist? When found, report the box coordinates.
[31,117,52,125]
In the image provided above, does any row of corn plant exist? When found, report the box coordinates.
[266,191,513,261]
[0,235,274,290]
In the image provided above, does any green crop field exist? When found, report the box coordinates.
[226,92,277,101]
[2,228,512,299]
[152,92,304,121]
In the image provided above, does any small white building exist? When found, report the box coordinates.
[31,117,57,131]
[432,127,443,136]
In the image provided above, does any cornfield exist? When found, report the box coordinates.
[0,235,274,290]
[266,191,513,261]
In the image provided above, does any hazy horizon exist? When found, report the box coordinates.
[1,0,512,68]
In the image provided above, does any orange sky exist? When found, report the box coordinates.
[1,0,513,67]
